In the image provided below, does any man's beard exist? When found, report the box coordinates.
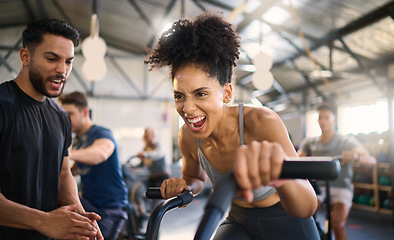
[29,63,66,98]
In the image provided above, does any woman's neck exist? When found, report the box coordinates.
[205,106,238,146]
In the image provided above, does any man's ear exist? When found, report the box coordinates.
[83,107,90,118]
[20,48,31,66]
[223,83,233,103]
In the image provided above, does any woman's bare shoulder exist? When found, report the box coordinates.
[243,105,287,141]
[244,105,281,124]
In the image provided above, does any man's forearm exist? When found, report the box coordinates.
[69,147,105,165]
[69,138,114,165]
[58,166,83,211]
[0,193,46,231]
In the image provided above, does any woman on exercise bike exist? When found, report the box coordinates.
[145,11,320,240]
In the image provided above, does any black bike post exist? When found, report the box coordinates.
[194,159,341,240]
[325,180,332,240]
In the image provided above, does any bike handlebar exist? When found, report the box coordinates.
[280,158,340,180]
[144,188,193,240]
[145,187,164,199]
[194,158,341,240]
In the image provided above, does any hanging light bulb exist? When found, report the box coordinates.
[82,14,107,81]
[81,36,107,59]
[252,68,274,91]
[82,59,107,81]
[252,52,274,91]
[252,20,274,91]
[253,52,272,70]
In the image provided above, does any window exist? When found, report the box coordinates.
[338,100,389,135]
[305,99,390,137]
[305,110,320,137]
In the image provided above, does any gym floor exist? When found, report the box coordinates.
[153,193,394,239]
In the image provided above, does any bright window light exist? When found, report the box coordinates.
[306,100,390,137]
[305,110,320,137]
[262,6,290,25]
[338,100,389,135]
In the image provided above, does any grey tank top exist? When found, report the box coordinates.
[196,104,276,202]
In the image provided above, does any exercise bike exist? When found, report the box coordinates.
[119,155,175,240]
[140,157,340,240]
[117,185,193,240]
[310,156,343,240]
[118,155,151,240]
[193,157,341,240]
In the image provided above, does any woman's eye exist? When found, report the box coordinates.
[174,94,184,101]
[197,92,207,97]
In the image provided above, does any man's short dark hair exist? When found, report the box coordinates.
[22,18,80,50]
[317,102,337,115]
[58,91,88,110]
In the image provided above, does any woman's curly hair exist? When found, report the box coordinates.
[145,11,240,86]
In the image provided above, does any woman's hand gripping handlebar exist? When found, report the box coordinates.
[144,188,193,240]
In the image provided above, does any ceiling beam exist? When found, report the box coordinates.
[275,1,394,67]
[70,68,90,93]
[263,20,373,65]
[36,0,48,18]
[338,36,383,93]
[108,56,142,97]
[0,54,17,74]
[288,60,327,101]
[0,37,22,68]
[51,0,74,27]
[0,22,26,29]
[98,36,146,55]
[21,0,36,20]
[236,0,279,33]
[192,0,206,11]
[147,0,177,47]
[199,0,233,11]
[127,0,157,47]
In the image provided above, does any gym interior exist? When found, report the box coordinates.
[1,0,394,239]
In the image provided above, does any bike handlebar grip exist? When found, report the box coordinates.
[178,190,193,206]
[145,187,194,204]
[145,187,163,199]
[280,159,341,180]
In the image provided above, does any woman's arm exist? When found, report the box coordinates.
[235,106,317,218]
[160,126,207,199]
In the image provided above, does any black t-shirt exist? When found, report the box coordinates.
[0,80,72,240]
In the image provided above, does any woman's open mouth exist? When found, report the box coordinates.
[187,116,206,132]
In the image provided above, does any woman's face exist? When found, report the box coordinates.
[173,65,232,138]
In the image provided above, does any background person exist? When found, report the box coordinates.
[145,11,320,239]
[0,18,102,240]
[59,91,128,239]
[137,127,171,188]
[298,102,376,240]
